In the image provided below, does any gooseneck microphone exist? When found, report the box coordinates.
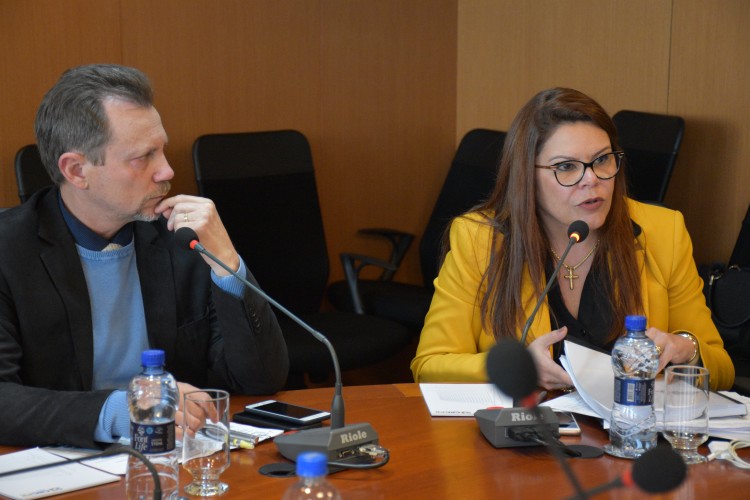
[479,340,589,498]
[0,445,162,500]
[519,220,589,346]
[174,227,345,430]
[175,228,388,468]
[567,445,687,499]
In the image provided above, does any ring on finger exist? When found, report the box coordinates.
[183,213,189,223]
[656,345,663,356]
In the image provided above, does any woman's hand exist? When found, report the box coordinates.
[645,327,697,373]
[527,327,573,390]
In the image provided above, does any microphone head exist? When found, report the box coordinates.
[631,445,687,493]
[486,339,538,400]
[175,226,200,250]
[567,220,589,243]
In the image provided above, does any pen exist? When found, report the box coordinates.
[536,391,548,405]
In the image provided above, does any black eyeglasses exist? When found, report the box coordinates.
[535,151,624,187]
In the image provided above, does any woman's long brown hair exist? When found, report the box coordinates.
[474,88,643,344]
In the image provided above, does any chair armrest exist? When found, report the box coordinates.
[339,252,397,314]
[356,228,414,280]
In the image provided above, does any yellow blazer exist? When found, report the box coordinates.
[411,199,735,390]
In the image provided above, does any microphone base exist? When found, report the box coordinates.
[475,407,559,448]
[274,422,378,462]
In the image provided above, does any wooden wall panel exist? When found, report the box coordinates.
[457,0,672,140]
[318,1,458,285]
[0,0,122,205]
[666,0,750,265]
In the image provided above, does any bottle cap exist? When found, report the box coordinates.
[625,315,647,331]
[295,451,327,477]
[141,349,165,367]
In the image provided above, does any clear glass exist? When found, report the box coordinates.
[535,151,624,186]
[662,365,710,465]
[182,389,231,496]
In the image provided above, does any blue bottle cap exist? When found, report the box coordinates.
[624,315,647,331]
[295,451,328,477]
[141,349,165,367]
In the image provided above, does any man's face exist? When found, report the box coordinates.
[80,98,174,228]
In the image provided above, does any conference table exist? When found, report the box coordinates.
[1,383,748,499]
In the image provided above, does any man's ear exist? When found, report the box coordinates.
[58,152,89,189]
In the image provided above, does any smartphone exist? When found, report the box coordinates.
[243,400,331,425]
[554,411,581,436]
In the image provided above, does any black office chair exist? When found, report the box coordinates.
[327,129,506,332]
[15,144,53,203]
[192,130,412,388]
[612,110,685,204]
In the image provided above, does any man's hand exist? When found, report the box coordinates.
[155,195,240,276]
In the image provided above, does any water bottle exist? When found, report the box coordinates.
[282,452,342,500]
[126,349,179,499]
[604,315,659,459]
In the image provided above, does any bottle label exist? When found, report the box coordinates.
[130,421,176,454]
[613,377,654,406]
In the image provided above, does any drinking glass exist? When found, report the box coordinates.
[662,365,710,464]
[182,389,231,495]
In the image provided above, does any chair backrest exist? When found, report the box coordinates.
[15,144,53,203]
[612,110,685,204]
[193,130,329,314]
[419,129,506,287]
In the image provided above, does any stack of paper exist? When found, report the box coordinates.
[558,340,750,440]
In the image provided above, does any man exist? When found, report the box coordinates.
[0,64,289,448]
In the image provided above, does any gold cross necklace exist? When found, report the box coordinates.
[550,240,599,290]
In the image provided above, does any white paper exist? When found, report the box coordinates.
[419,383,513,416]
[229,422,283,443]
[0,448,119,499]
[561,340,750,438]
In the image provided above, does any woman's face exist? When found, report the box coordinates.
[534,121,615,240]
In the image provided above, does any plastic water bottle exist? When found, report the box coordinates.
[126,350,179,499]
[604,315,659,459]
[282,452,342,500]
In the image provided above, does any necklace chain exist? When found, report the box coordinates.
[550,240,599,290]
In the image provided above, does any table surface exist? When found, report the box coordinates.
[2,383,749,499]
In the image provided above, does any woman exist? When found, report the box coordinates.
[411,88,734,391]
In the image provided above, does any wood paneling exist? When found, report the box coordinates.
[0,0,121,204]
[666,0,750,265]
[318,1,457,284]
[457,0,672,139]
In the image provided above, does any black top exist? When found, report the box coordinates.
[547,259,615,361]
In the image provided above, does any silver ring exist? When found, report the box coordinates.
[183,213,189,223]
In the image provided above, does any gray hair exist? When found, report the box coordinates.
[34,64,154,184]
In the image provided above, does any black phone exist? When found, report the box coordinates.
[242,400,331,425]
[554,411,581,436]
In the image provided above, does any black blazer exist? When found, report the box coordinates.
[0,188,288,447]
